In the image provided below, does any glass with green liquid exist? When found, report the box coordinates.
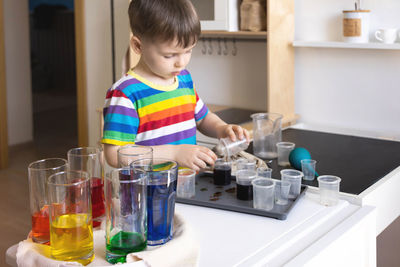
[105,167,148,263]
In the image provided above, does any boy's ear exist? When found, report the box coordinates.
[130,36,142,54]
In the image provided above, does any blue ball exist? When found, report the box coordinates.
[289,147,311,170]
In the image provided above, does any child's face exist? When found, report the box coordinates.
[140,38,196,80]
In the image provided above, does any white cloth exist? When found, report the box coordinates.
[15,213,199,267]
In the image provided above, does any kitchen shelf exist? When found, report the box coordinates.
[293,41,400,50]
[201,30,267,40]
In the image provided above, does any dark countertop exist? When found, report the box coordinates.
[247,128,400,195]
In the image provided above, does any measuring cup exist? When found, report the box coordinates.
[251,113,283,159]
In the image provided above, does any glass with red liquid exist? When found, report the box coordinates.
[28,158,68,244]
[68,147,104,227]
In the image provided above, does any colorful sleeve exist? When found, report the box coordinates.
[193,84,209,121]
[102,88,139,146]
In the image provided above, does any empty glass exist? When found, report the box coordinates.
[105,167,147,263]
[132,158,178,245]
[257,166,272,178]
[318,175,341,206]
[274,180,291,205]
[280,169,303,199]
[251,113,283,159]
[177,169,196,198]
[47,170,94,265]
[214,137,249,158]
[252,178,275,210]
[28,158,68,244]
[68,147,104,228]
[277,142,295,167]
[117,145,153,167]
[301,159,317,181]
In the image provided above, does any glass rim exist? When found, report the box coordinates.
[131,157,178,172]
[117,144,153,156]
[251,178,274,188]
[28,158,68,171]
[236,169,257,179]
[105,167,147,184]
[178,168,196,176]
[280,169,303,177]
[250,112,283,120]
[47,170,90,187]
[67,147,99,157]
[276,141,295,147]
[317,175,341,184]
[301,159,316,163]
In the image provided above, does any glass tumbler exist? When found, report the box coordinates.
[105,167,147,264]
[47,170,94,265]
[117,144,153,167]
[132,158,178,246]
[68,147,104,228]
[28,158,68,244]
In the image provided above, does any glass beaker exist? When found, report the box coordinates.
[105,167,147,264]
[117,144,153,167]
[251,113,283,159]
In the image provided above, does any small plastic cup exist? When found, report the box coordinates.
[274,180,291,205]
[236,159,257,171]
[318,175,341,206]
[257,167,272,178]
[213,159,232,186]
[276,142,295,167]
[252,178,275,210]
[215,137,249,158]
[236,170,257,200]
[301,159,317,181]
[280,169,303,198]
[177,169,196,198]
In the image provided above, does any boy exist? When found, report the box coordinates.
[102,0,250,171]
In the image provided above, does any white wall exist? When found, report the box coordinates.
[189,39,267,111]
[295,0,400,139]
[85,0,130,146]
[4,0,33,145]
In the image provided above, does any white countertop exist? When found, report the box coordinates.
[176,191,371,266]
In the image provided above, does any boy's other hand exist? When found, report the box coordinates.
[174,145,217,172]
[217,124,251,143]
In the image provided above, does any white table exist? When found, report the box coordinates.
[6,192,376,267]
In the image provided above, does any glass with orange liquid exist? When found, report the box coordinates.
[28,158,68,244]
[68,147,104,228]
[47,170,94,265]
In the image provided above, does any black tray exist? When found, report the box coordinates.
[176,172,307,220]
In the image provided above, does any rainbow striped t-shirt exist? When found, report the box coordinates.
[102,69,208,146]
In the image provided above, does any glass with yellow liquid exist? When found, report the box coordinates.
[47,170,94,265]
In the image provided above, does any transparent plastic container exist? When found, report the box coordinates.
[214,137,249,158]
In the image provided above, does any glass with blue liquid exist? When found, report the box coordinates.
[132,158,178,246]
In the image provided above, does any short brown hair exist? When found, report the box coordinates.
[128,0,201,48]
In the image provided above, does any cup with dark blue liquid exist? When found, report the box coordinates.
[132,158,178,246]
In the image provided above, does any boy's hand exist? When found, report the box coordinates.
[173,145,217,172]
[216,124,251,143]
